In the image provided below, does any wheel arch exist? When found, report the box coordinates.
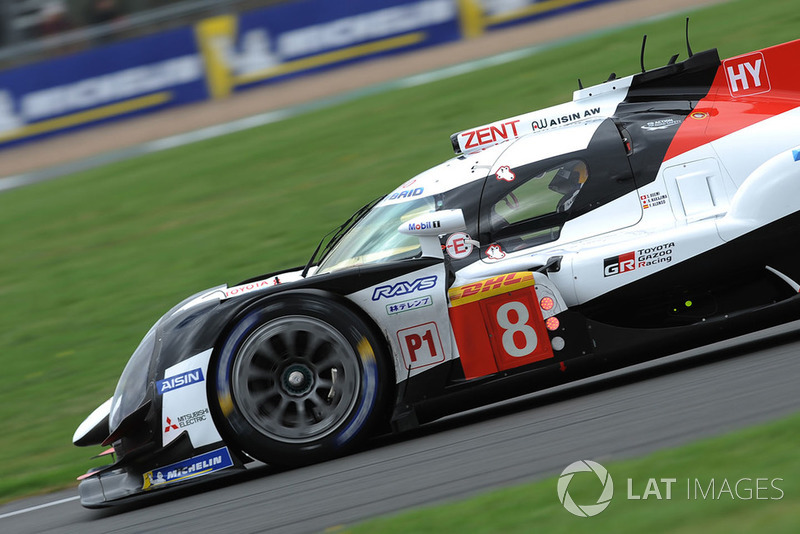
[206,287,396,465]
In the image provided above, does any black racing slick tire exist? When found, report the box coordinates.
[211,293,390,466]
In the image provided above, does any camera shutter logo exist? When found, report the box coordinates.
[557,460,614,517]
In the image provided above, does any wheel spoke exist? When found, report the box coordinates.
[249,384,280,405]
[314,352,341,373]
[272,397,291,423]
[295,401,308,426]
[278,329,295,357]
[246,366,275,382]
[308,393,332,422]
[308,336,333,364]
[254,344,282,367]
[293,329,312,359]
[315,378,333,390]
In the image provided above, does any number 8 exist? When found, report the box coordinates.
[496,301,538,357]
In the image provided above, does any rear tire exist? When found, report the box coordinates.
[211,293,390,466]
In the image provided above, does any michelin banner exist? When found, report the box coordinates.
[196,0,461,99]
[0,25,206,149]
[0,0,614,150]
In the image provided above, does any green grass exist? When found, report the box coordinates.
[343,412,800,534]
[0,0,798,505]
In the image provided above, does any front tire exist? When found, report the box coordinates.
[212,293,390,466]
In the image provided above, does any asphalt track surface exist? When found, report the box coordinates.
[3,320,800,533]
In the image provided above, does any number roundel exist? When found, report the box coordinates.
[495,301,538,357]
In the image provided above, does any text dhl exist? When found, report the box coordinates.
[451,272,533,301]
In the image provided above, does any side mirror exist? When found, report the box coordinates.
[398,209,466,259]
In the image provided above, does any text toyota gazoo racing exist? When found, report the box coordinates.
[74,38,800,507]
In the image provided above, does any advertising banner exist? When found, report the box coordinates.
[0,26,208,149]
[196,0,462,99]
[0,0,618,150]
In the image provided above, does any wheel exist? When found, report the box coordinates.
[211,293,390,466]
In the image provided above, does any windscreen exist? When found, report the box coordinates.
[316,197,436,274]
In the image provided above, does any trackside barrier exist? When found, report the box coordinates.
[0,0,619,150]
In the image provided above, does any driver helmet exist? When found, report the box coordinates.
[548,160,588,195]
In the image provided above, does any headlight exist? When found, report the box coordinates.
[108,324,158,433]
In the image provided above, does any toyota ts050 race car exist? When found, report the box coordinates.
[74,37,800,507]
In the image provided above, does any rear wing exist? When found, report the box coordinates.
[450,75,633,155]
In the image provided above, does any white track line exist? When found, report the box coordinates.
[0,495,80,520]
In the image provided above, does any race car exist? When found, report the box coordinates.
[73,36,800,507]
